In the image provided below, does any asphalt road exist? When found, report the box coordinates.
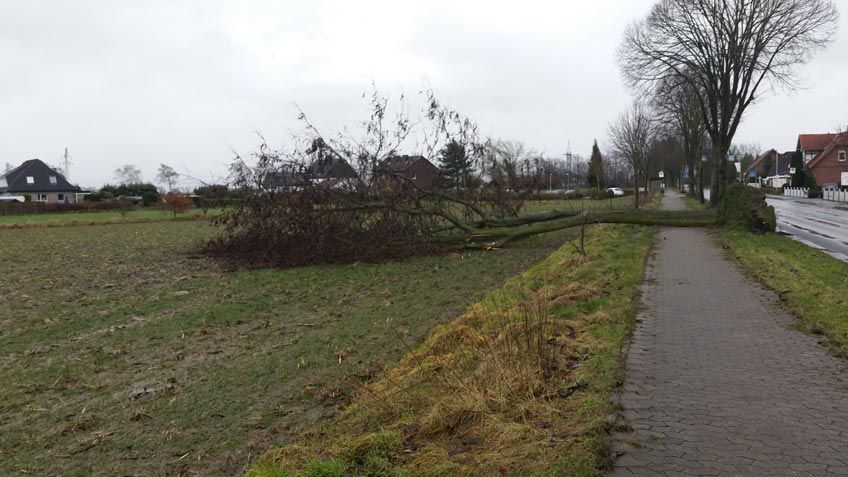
[765,195,848,263]
[703,188,848,262]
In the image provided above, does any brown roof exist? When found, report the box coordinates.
[806,132,848,170]
[797,133,837,152]
[744,149,776,175]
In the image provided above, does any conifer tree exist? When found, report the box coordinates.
[440,140,473,189]
[587,140,605,191]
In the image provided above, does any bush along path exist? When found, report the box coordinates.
[612,192,848,476]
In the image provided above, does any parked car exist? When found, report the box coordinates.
[607,187,625,197]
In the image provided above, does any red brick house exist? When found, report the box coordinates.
[797,133,837,165]
[378,155,441,190]
[806,132,848,187]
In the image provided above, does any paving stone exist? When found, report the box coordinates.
[610,193,848,476]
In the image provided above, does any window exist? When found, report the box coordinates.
[49,176,57,184]
[37,193,48,202]
[839,150,847,162]
[26,176,34,184]
[57,193,65,202]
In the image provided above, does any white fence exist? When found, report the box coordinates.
[784,187,809,198]
[746,182,761,189]
[823,188,848,203]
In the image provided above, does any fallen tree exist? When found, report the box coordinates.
[207,87,717,268]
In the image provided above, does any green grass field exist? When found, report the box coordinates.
[0,217,579,476]
[0,207,215,225]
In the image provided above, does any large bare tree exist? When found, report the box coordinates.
[653,73,707,202]
[608,103,656,209]
[618,0,838,206]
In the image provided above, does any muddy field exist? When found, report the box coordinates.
[0,220,573,476]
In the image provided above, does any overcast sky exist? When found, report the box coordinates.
[1,0,846,188]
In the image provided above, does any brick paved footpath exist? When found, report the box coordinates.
[611,192,848,476]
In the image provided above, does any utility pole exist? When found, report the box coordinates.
[60,148,73,181]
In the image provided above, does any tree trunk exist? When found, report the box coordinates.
[465,209,716,249]
[634,173,640,209]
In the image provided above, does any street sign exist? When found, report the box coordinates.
[748,170,757,178]
[727,153,736,162]
[842,171,848,186]
[658,171,665,178]
[734,162,742,173]
[789,167,796,175]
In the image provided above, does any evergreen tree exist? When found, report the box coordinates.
[439,140,473,189]
[587,140,604,190]
[790,149,805,187]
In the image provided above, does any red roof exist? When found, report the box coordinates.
[806,132,848,170]
[797,133,837,152]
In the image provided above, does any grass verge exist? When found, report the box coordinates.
[247,224,654,477]
[718,230,848,356]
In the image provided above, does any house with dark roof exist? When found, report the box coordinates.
[263,157,358,191]
[378,155,441,190]
[744,150,794,187]
[0,159,80,203]
[806,132,848,187]
[797,134,837,165]
[306,157,358,184]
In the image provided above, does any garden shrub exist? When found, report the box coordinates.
[142,191,160,206]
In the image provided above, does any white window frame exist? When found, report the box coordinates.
[839,150,847,162]
[57,193,65,202]
[36,193,48,202]
[49,176,58,184]
[26,176,35,184]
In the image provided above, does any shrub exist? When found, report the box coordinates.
[717,183,776,233]
[805,173,822,198]
[22,193,31,202]
[142,191,160,207]
[155,192,193,219]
